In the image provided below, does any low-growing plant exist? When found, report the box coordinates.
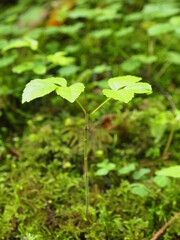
[22,75,152,219]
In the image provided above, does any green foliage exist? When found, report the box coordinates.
[2,37,38,52]
[56,83,85,103]
[103,75,152,103]
[1,0,180,239]
[12,61,46,75]
[22,77,85,104]
[156,166,180,178]
[118,163,136,175]
[153,176,170,188]
[47,52,75,66]
[147,23,173,36]
[22,74,151,106]
[22,78,67,103]
[133,168,150,180]
[130,183,149,197]
[96,159,116,176]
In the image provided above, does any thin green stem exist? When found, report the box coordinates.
[156,63,171,80]
[84,113,89,219]
[76,99,87,116]
[162,122,175,158]
[90,98,110,116]
[76,99,89,218]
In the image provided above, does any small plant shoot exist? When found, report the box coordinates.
[22,75,152,218]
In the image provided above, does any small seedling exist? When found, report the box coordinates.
[22,75,152,219]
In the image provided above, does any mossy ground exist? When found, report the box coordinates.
[1,97,180,239]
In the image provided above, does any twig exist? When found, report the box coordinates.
[150,212,180,240]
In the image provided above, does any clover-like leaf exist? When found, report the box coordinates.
[3,37,38,52]
[125,82,152,94]
[130,183,149,197]
[22,77,67,103]
[118,163,136,175]
[102,75,152,103]
[47,52,75,66]
[56,83,85,103]
[96,159,116,176]
[103,89,134,103]
[13,61,46,75]
[108,75,142,91]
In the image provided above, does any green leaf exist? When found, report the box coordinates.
[3,37,38,52]
[58,65,80,77]
[169,16,180,26]
[132,54,157,64]
[0,54,17,68]
[95,6,121,22]
[118,163,136,175]
[121,59,141,72]
[133,168,150,180]
[156,166,180,178]
[108,75,142,91]
[115,27,134,37]
[59,23,84,35]
[150,112,168,143]
[147,23,173,36]
[167,51,180,65]
[96,159,116,176]
[102,75,152,103]
[49,77,67,87]
[56,83,85,103]
[90,29,113,39]
[102,89,134,103]
[153,176,170,188]
[22,77,67,103]
[142,3,179,19]
[93,64,111,74]
[12,62,46,75]
[33,64,46,75]
[131,183,149,197]
[125,82,152,94]
[47,52,75,66]
[68,8,96,19]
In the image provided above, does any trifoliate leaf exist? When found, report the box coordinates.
[22,77,67,103]
[56,83,85,103]
[102,75,152,103]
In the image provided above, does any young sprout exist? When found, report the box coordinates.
[22,75,152,219]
